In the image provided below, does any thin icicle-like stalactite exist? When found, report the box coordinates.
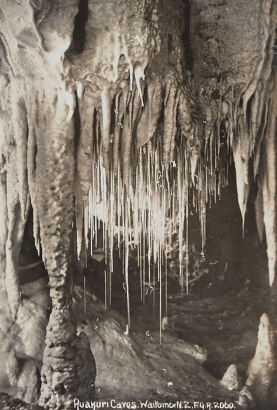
[232,137,250,235]
[76,53,276,335]
[261,75,277,289]
[82,77,231,329]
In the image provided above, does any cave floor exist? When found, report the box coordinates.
[86,251,269,378]
[71,255,269,409]
[133,283,268,381]
[0,392,42,409]
[0,251,268,409]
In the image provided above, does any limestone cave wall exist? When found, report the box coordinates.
[0,0,276,408]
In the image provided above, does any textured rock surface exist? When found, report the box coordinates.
[0,278,50,403]
[0,0,276,408]
[0,392,43,410]
[245,313,277,409]
[221,364,240,391]
[73,286,240,403]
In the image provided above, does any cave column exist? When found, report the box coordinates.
[32,84,95,409]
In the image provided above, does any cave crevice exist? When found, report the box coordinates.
[68,0,89,55]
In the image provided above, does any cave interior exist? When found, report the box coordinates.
[0,0,276,409]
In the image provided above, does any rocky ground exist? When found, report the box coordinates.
[0,266,268,409]
[79,259,267,407]
[0,392,42,409]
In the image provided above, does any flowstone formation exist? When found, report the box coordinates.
[0,0,276,408]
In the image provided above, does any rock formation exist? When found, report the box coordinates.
[0,0,276,408]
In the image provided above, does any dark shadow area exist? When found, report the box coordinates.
[19,208,47,286]
[68,0,88,55]
[183,0,193,71]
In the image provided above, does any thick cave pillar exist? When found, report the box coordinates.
[29,84,96,409]
[0,0,97,407]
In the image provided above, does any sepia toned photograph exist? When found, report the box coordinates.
[0,1,276,409]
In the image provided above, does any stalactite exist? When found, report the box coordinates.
[232,137,250,232]
[253,99,269,179]
[101,87,112,171]
[76,90,94,205]
[136,77,163,147]
[83,58,276,333]
[121,115,132,186]
[178,93,193,138]
[261,76,277,287]
[76,201,83,259]
[112,93,122,172]
[134,65,145,106]
[5,174,27,318]
[86,82,231,329]
[121,90,141,186]
[163,78,179,164]
[11,81,29,221]
[75,88,95,258]
[255,181,264,244]
[25,93,40,255]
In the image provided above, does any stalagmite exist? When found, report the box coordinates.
[245,313,275,406]
[221,364,240,391]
